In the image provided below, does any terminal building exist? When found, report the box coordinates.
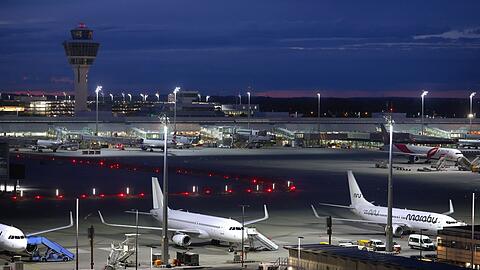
[437,225,480,268]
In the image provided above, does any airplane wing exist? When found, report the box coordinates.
[26,212,74,237]
[318,202,355,209]
[311,205,409,227]
[98,211,200,235]
[244,205,269,225]
[311,205,385,225]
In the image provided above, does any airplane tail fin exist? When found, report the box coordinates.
[442,199,454,215]
[347,171,372,208]
[379,124,389,144]
[152,177,167,210]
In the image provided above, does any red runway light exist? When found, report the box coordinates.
[155,168,160,173]
[71,159,77,163]
[80,194,87,199]
[252,179,257,184]
[181,192,190,196]
[139,192,145,197]
[266,188,272,193]
[57,195,64,199]
[118,193,125,198]
[246,188,252,193]
[208,173,213,177]
[289,185,296,191]
[227,189,233,194]
[224,175,229,180]
[11,196,17,200]
[99,161,105,166]
[35,195,41,200]
[99,193,105,198]
[204,189,212,195]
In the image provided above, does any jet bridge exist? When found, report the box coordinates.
[246,227,278,251]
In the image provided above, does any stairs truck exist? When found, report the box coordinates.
[27,236,74,262]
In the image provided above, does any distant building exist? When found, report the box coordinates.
[221,104,259,117]
[168,90,222,117]
[437,225,480,268]
[0,95,74,117]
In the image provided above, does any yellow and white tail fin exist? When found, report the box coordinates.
[347,171,372,207]
[152,177,167,210]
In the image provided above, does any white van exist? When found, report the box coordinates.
[408,234,435,250]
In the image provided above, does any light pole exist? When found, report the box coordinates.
[109,93,113,102]
[469,92,476,131]
[206,95,210,103]
[140,94,145,102]
[238,94,242,105]
[101,92,104,103]
[95,85,102,136]
[317,93,321,146]
[122,92,125,102]
[135,209,139,270]
[156,93,160,102]
[63,92,67,100]
[173,87,180,136]
[247,92,251,130]
[297,236,304,270]
[421,90,428,135]
[127,93,132,102]
[240,205,249,267]
[385,118,394,252]
[162,123,169,265]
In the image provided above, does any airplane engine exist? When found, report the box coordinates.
[408,156,420,164]
[389,224,404,237]
[26,244,38,254]
[172,234,192,247]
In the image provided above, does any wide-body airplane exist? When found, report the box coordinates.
[379,124,464,163]
[99,177,273,248]
[0,212,73,253]
[312,171,465,236]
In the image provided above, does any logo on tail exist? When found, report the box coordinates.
[347,171,372,208]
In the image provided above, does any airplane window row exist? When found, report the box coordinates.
[8,235,25,239]
[229,227,243,230]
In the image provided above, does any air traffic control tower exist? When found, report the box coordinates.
[63,23,100,113]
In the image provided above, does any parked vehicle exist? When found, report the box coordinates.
[357,239,386,251]
[408,234,435,250]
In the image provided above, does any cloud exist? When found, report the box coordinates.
[414,27,480,40]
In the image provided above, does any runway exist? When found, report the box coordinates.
[2,147,479,269]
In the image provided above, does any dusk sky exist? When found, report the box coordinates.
[1,0,480,97]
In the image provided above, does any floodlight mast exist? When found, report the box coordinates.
[421,90,428,135]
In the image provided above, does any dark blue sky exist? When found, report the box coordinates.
[1,0,479,97]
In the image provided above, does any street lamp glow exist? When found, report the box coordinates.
[155,93,160,101]
[421,90,428,98]
[127,93,132,102]
[247,92,251,131]
[206,95,210,102]
[471,92,477,99]
[121,92,125,102]
[109,93,113,102]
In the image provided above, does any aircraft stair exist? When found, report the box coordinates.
[27,236,74,261]
[246,228,278,251]
[106,234,137,269]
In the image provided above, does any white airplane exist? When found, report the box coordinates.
[378,125,464,163]
[383,143,464,163]
[99,177,273,248]
[32,139,63,152]
[311,171,465,236]
[0,212,73,253]
[140,136,192,151]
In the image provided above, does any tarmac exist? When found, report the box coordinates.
[2,147,479,269]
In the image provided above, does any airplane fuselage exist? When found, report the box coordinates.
[387,143,464,161]
[0,224,27,253]
[353,204,461,233]
[149,208,247,243]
